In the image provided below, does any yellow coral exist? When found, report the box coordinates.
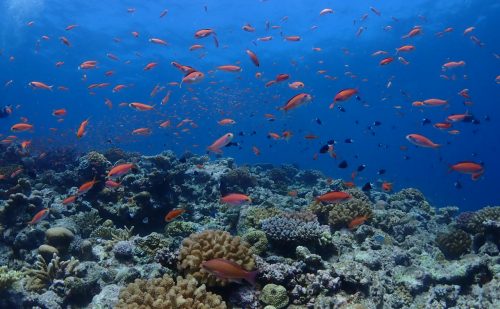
[178,230,255,287]
[115,274,226,309]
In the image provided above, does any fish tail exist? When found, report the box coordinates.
[245,270,258,286]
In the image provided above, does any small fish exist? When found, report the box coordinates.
[78,177,99,195]
[165,208,186,222]
[381,182,393,192]
[315,191,351,203]
[220,193,252,206]
[62,195,77,205]
[202,258,258,285]
[357,164,366,172]
[28,209,49,225]
[208,133,234,154]
[338,160,348,169]
[348,215,369,229]
[362,182,372,191]
[406,134,440,148]
[108,163,135,178]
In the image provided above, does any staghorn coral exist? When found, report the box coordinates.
[115,274,227,309]
[436,229,472,259]
[178,230,255,287]
[261,211,328,248]
[24,253,79,292]
[0,266,22,291]
[327,189,372,229]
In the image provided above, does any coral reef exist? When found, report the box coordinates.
[0,149,497,308]
[436,229,472,259]
[115,274,226,309]
[178,230,255,286]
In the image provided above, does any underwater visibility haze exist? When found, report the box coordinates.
[0,0,499,308]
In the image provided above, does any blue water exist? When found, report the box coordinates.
[1,0,499,210]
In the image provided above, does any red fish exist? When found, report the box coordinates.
[29,81,53,90]
[202,258,258,285]
[246,50,259,67]
[348,215,369,229]
[165,208,186,222]
[217,65,242,72]
[11,123,33,132]
[334,88,358,102]
[449,161,484,180]
[28,209,49,225]
[207,133,234,154]
[379,57,394,65]
[280,93,313,112]
[77,119,89,138]
[220,193,252,206]
[315,191,351,203]
[406,134,440,148]
[78,178,99,195]
[108,163,135,178]
[62,195,77,205]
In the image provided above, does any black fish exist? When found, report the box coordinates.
[362,182,372,191]
[319,145,329,154]
[422,118,431,125]
[315,118,322,125]
[225,142,239,148]
[345,138,354,143]
[377,169,386,175]
[357,164,366,172]
[327,140,335,145]
[454,181,462,189]
[238,131,244,136]
[403,155,410,160]
[338,106,346,112]
[373,121,382,126]
[338,160,348,168]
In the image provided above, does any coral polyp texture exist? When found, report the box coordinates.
[0,149,498,308]
[178,230,255,286]
[115,274,227,309]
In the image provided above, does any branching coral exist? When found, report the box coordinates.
[0,266,22,291]
[178,230,255,287]
[261,211,327,247]
[24,253,79,291]
[115,274,227,309]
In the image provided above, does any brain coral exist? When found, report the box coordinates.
[178,230,255,287]
[327,189,373,229]
[436,229,471,259]
[115,274,226,309]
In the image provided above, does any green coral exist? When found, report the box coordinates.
[239,206,283,231]
[260,283,289,309]
[326,189,372,229]
[436,229,471,259]
[0,266,22,291]
[242,229,268,255]
[164,221,198,238]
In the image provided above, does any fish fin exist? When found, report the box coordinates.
[245,270,258,286]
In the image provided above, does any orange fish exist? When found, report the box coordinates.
[149,38,168,45]
[161,91,172,105]
[59,36,71,46]
[252,146,260,156]
[79,60,97,70]
[348,215,369,229]
[396,45,415,53]
[194,28,216,38]
[28,209,49,225]
[242,23,255,32]
[202,258,258,285]
[406,134,440,148]
[217,65,242,72]
[442,61,465,70]
[334,88,358,103]
[379,57,394,65]
[159,120,171,128]
[284,35,301,41]
[288,190,298,197]
[108,163,135,179]
[132,128,152,135]
[11,123,33,132]
[218,119,236,125]
[434,122,452,129]
[62,195,77,205]
[144,62,158,71]
[288,81,304,89]
[402,27,422,39]
[315,191,351,203]
[280,93,313,112]
[320,8,334,15]
[220,193,252,206]
[382,182,393,192]
[268,132,281,140]
[29,81,53,90]
[423,98,447,106]
[180,71,204,87]
[78,178,99,195]
[207,133,233,154]
[447,113,469,122]
[129,102,154,111]
[165,208,186,222]
[52,109,67,117]
[449,161,484,180]
[77,119,89,138]
[246,49,259,67]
